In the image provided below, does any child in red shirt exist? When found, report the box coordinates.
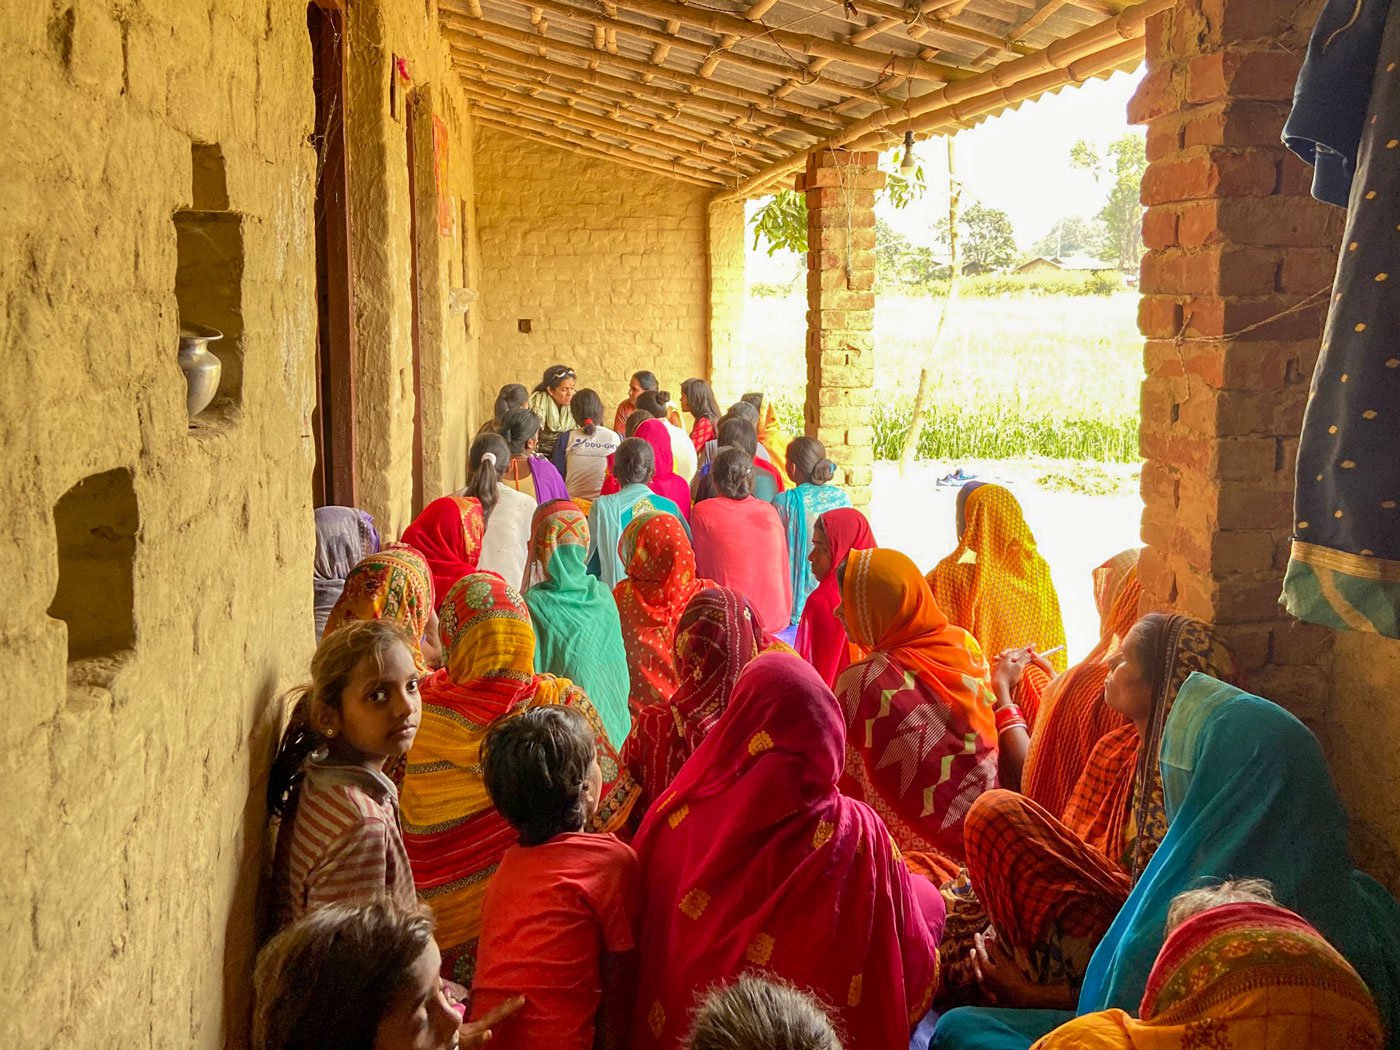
[470,705,639,1050]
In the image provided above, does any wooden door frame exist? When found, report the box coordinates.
[406,91,427,518]
[308,0,358,507]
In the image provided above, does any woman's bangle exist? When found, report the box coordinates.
[995,705,1026,734]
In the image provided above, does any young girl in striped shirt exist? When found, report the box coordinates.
[267,619,423,931]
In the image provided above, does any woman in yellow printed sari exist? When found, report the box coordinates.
[399,572,640,983]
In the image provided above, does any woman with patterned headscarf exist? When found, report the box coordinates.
[522,500,631,747]
[400,572,640,984]
[621,586,791,810]
[400,495,486,609]
[928,483,1068,724]
[834,548,998,883]
[612,512,714,717]
[322,543,441,671]
[312,506,380,639]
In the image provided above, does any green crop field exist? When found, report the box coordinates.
[738,291,1144,463]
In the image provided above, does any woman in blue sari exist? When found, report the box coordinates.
[931,673,1400,1050]
[770,437,850,627]
[587,436,689,588]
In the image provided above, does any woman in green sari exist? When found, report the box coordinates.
[521,500,632,747]
[770,437,850,627]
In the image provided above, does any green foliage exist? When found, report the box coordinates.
[1070,132,1148,269]
[1036,465,1137,495]
[749,280,798,298]
[883,269,1123,297]
[1029,215,1098,258]
[943,201,1017,271]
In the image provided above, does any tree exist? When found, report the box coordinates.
[936,201,1017,272]
[748,156,927,255]
[1071,132,1147,269]
[1030,215,1097,258]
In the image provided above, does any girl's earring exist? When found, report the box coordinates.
[324,728,336,738]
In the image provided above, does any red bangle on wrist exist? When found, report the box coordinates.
[996,704,1027,734]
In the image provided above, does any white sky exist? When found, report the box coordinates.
[748,66,1145,279]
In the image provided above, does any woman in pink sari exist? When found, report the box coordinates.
[631,652,943,1050]
[796,507,877,687]
[599,417,691,520]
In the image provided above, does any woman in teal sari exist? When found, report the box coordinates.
[522,500,632,747]
[931,673,1400,1050]
[770,437,850,627]
[587,437,689,588]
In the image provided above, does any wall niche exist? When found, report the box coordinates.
[174,141,244,425]
[47,469,139,689]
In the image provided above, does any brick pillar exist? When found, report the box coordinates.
[802,150,884,509]
[1132,0,1344,715]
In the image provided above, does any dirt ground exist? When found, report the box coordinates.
[868,458,1144,662]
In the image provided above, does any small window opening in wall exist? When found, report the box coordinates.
[518,319,532,334]
[47,469,138,686]
[175,140,244,425]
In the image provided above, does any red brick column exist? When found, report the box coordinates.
[802,150,885,509]
[1132,0,1344,713]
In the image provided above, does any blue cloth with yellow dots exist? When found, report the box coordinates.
[1285,0,1400,637]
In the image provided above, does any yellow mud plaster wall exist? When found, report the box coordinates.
[346,0,484,536]
[1,1,318,1046]
[473,125,713,419]
[707,197,748,400]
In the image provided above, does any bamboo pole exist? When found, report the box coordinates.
[457,78,760,174]
[453,59,794,155]
[476,112,728,186]
[447,36,833,138]
[440,16,853,126]
[713,0,1167,200]
[593,0,976,81]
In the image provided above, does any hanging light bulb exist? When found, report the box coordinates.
[900,129,917,173]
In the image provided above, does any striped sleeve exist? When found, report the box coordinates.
[304,808,393,911]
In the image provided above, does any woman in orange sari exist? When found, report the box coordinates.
[834,548,998,881]
[928,483,1067,724]
[612,512,713,717]
[936,613,1232,1008]
[400,495,486,609]
[400,572,640,983]
[621,586,789,811]
[630,653,943,1050]
[323,543,441,671]
[1021,550,1142,818]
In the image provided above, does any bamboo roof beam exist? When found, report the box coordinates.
[594,0,976,81]
[714,0,1166,200]
[473,110,724,185]
[744,0,782,19]
[649,18,680,62]
[440,15,854,125]
[447,36,833,137]
[453,59,795,154]
[461,80,760,174]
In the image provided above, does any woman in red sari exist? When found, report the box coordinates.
[834,548,998,882]
[599,418,692,520]
[400,495,486,609]
[795,507,877,686]
[621,586,789,810]
[612,512,713,717]
[631,652,943,1050]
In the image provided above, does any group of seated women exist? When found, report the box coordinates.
[267,366,1400,1050]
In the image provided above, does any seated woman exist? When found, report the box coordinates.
[613,370,681,434]
[1020,550,1142,819]
[612,512,713,716]
[401,494,487,609]
[400,572,640,983]
[928,482,1068,722]
[931,673,1400,1050]
[526,364,576,458]
[691,448,792,633]
[771,437,850,627]
[679,377,722,453]
[686,976,843,1050]
[476,382,528,438]
[586,438,689,589]
[621,586,787,810]
[632,417,692,517]
[459,433,534,588]
[936,613,1231,1009]
[1027,880,1385,1050]
[548,388,620,508]
[748,393,793,475]
[630,653,944,1050]
[636,389,697,482]
[498,408,570,504]
[691,416,783,504]
[323,543,441,670]
[312,506,380,639]
[522,501,631,747]
[834,548,997,881]
[795,508,876,687]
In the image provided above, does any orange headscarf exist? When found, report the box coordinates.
[1022,549,1143,818]
[927,482,1067,674]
